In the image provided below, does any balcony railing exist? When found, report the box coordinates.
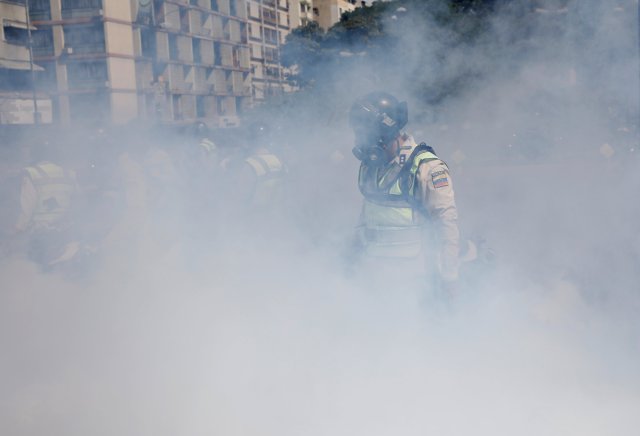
[32,46,55,57]
[61,7,103,19]
[67,78,109,89]
[64,43,105,54]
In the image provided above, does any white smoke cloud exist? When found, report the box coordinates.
[1,1,639,435]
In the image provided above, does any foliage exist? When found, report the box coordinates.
[280,0,499,104]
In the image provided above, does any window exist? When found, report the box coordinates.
[264,28,278,44]
[222,18,230,40]
[192,38,201,63]
[3,23,28,46]
[61,0,102,9]
[239,23,247,43]
[264,46,278,62]
[141,28,155,58]
[229,0,237,16]
[66,60,108,88]
[213,42,221,65]
[169,34,178,60]
[63,23,105,54]
[216,96,225,115]
[61,0,102,18]
[31,28,55,56]
[34,61,57,91]
[196,95,205,117]
[210,0,218,12]
[172,95,183,120]
[265,66,279,78]
[28,0,52,20]
[235,96,243,115]
[70,93,109,121]
[0,69,30,91]
[232,46,239,67]
[263,9,277,24]
[180,7,190,33]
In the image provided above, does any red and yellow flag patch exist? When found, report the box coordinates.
[432,170,449,188]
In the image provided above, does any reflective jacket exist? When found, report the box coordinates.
[23,161,76,229]
[357,143,440,258]
[245,152,286,208]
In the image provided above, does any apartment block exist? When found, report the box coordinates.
[312,0,357,31]
[24,0,251,127]
[289,0,312,29]
[0,0,51,124]
[246,0,293,101]
[135,0,251,126]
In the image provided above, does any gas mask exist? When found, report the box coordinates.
[351,125,399,167]
[348,93,407,167]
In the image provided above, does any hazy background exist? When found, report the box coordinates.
[1,1,639,435]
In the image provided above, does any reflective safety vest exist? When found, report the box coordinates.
[199,138,216,154]
[244,152,286,208]
[357,144,439,258]
[24,161,76,229]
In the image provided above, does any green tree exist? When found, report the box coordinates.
[281,0,498,103]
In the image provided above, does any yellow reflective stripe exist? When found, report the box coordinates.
[199,138,216,153]
[26,162,72,185]
[25,166,40,180]
[246,153,284,177]
[358,149,440,257]
[256,154,283,172]
[390,178,402,195]
[410,151,438,175]
[363,200,414,227]
[245,157,268,176]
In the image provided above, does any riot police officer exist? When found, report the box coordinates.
[348,92,460,294]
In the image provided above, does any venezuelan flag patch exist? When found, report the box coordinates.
[432,170,449,188]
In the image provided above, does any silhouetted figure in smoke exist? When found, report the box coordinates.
[65,127,132,273]
[173,121,224,261]
[220,121,288,241]
[346,92,460,297]
[8,136,79,269]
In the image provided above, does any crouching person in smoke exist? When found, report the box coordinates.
[346,92,460,298]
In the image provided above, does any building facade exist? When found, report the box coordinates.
[246,0,292,101]
[25,0,251,127]
[289,0,312,29]
[312,0,357,31]
[3,0,358,126]
[0,0,51,124]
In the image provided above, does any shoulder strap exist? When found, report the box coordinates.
[358,142,438,206]
[398,143,438,192]
[399,143,440,217]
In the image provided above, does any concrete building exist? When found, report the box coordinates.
[246,0,292,101]
[312,0,357,31]
[289,0,313,29]
[4,0,359,126]
[0,0,51,124]
[25,0,251,127]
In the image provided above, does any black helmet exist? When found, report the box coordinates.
[348,92,408,165]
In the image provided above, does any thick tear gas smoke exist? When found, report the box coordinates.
[1,1,639,435]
